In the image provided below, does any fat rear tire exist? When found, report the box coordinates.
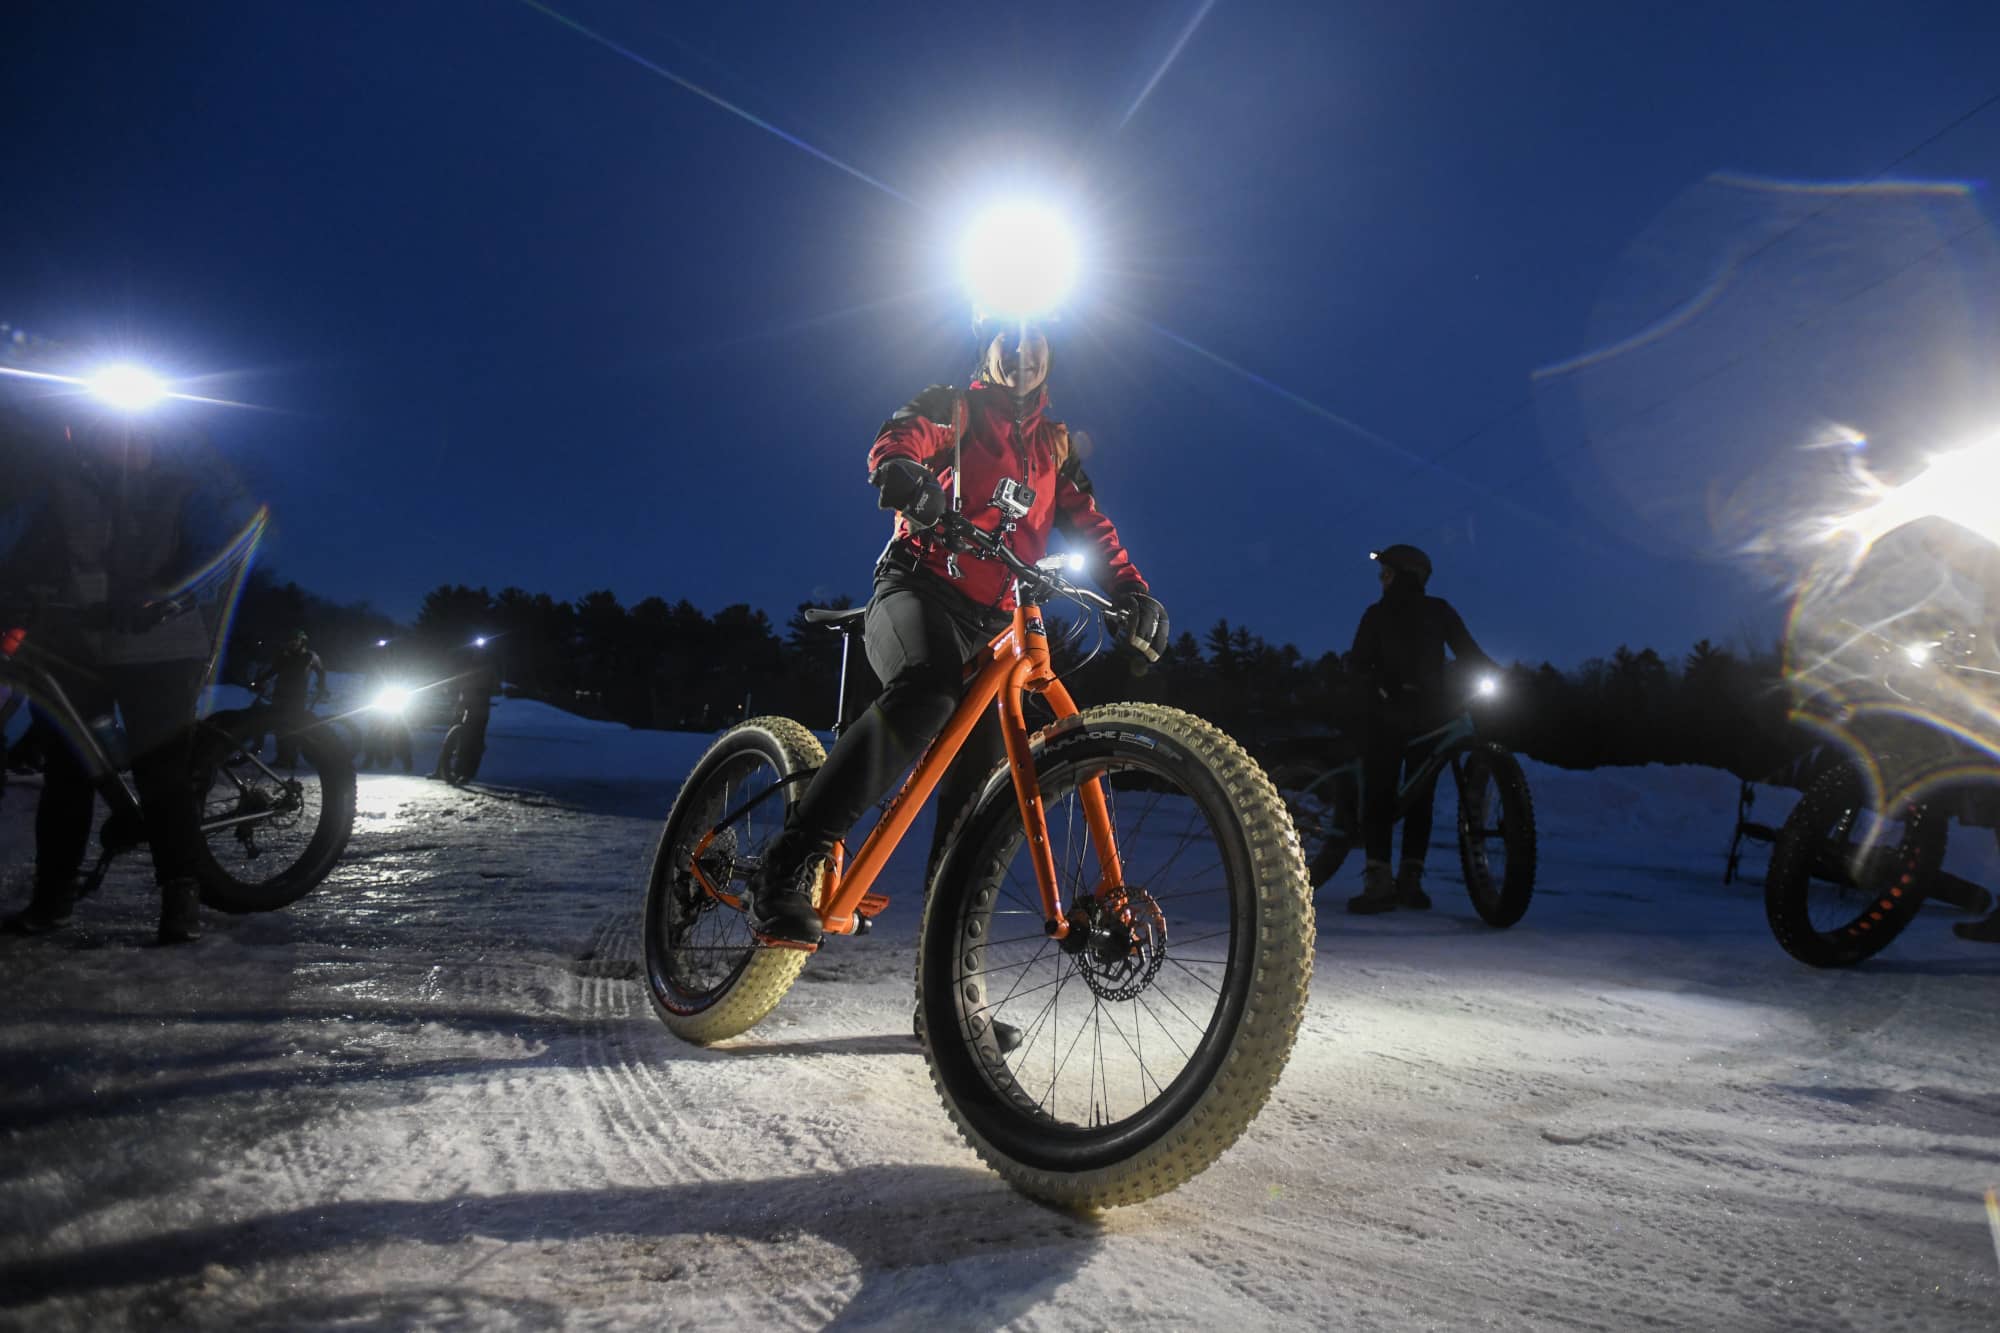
[193,714,356,913]
[642,717,825,1043]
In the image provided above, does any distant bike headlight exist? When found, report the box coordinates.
[371,685,413,716]
[1475,675,1501,700]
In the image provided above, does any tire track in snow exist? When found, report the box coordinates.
[571,912,835,1330]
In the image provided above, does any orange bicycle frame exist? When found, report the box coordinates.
[802,599,1122,942]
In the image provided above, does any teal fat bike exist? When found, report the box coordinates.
[1265,710,1537,927]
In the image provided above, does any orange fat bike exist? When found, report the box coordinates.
[640,513,1314,1208]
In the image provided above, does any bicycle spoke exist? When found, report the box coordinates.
[946,749,1250,1133]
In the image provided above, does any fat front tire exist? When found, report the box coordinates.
[642,717,826,1044]
[1765,764,1944,968]
[919,703,1314,1209]
[193,715,357,913]
[1457,744,1536,928]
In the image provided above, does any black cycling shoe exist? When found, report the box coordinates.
[746,832,825,947]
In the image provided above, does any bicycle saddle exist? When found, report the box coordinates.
[801,606,867,632]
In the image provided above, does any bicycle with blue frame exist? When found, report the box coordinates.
[1264,693,1537,927]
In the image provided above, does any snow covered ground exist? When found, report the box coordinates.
[2,701,1997,1330]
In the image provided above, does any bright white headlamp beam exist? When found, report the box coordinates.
[89,364,168,412]
[961,203,1079,321]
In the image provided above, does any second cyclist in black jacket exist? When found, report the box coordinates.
[1346,544,1494,915]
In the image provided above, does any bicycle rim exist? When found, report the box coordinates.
[1804,806,1925,938]
[198,735,328,890]
[939,751,1252,1160]
[661,770,771,1000]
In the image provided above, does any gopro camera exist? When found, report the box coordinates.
[991,477,1036,522]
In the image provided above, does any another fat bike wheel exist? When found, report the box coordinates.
[1266,749,1357,891]
[1457,744,1536,928]
[438,725,482,785]
[642,717,826,1044]
[919,703,1314,1209]
[192,713,356,913]
[1765,764,1945,968]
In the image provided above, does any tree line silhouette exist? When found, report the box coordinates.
[223,569,1802,782]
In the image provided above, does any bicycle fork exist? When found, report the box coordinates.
[1002,615,1125,944]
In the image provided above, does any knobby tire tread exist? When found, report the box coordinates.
[920,702,1314,1209]
[643,717,825,1044]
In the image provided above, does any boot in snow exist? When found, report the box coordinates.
[1347,860,1398,915]
[1395,859,1432,911]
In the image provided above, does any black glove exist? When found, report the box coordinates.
[870,457,947,530]
[1114,590,1168,664]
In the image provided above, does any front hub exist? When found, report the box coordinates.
[1059,888,1168,1002]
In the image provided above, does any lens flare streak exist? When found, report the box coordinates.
[514,0,915,207]
[0,363,258,410]
[1118,0,1221,131]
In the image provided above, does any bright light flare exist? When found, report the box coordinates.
[88,363,168,412]
[1065,552,1088,573]
[962,203,1079,320]
[1825,432,2000,556]
[473,636,488,648]
[1904,642,1935,665]
[1475,675,1501,699]
[371,685,413,716]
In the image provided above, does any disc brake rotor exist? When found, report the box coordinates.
[1065,886,1168,1002]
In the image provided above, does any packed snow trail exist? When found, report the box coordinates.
[1,709,1996,1329]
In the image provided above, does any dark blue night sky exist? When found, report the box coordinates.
[7,0,2000,668]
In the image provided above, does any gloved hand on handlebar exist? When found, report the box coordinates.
[870,457,948,530]
[1114,589,1169,663]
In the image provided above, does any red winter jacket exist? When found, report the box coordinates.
[867,381,1146,611]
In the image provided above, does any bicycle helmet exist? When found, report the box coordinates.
[1370,544,1433,587]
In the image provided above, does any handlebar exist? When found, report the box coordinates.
[933,512,1122,622]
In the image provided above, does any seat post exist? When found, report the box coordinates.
[833,630,852,736]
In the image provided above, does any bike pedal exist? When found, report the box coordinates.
[857,892,891,918]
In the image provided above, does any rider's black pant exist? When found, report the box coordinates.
[1361,700,1441,868]
[269,689,311,768]
[35,660,206,898]
[789,566,1009,875]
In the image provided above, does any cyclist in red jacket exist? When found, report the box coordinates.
[747,320,1168,948]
